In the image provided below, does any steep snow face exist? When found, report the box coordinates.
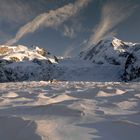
[81,37,138,65]
[0,45,58,82]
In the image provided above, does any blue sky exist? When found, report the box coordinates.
[0,0,140,56]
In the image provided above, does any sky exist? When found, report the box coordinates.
[0,0,140,56]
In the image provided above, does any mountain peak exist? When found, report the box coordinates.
[80,37,139,65]
[0,45,59,82]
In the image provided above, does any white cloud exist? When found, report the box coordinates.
[63,25,76,38]
[5,0,91,45]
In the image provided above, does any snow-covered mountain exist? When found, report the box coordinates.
[80,37,140,81]
[0,37,140,82]
[0,45,58,82]
[80,37,139,65]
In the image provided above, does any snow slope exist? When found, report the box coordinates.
[0,81,140,140]
[55,57,122,81]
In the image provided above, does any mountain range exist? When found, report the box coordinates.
[0,37,140,82]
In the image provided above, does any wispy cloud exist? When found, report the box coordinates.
[63,25,76,39]
[89,0,137,44]
[5,0,91,45]
[0,0,46,43]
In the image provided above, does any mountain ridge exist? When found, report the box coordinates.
[0,37,140,82]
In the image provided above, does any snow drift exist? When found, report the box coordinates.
[0,81,140,140]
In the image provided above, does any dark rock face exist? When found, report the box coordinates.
[0,59,54,82]
[122,53,136,81]
[122,51,140,81]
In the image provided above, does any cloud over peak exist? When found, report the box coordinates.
[89,0,137,44]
